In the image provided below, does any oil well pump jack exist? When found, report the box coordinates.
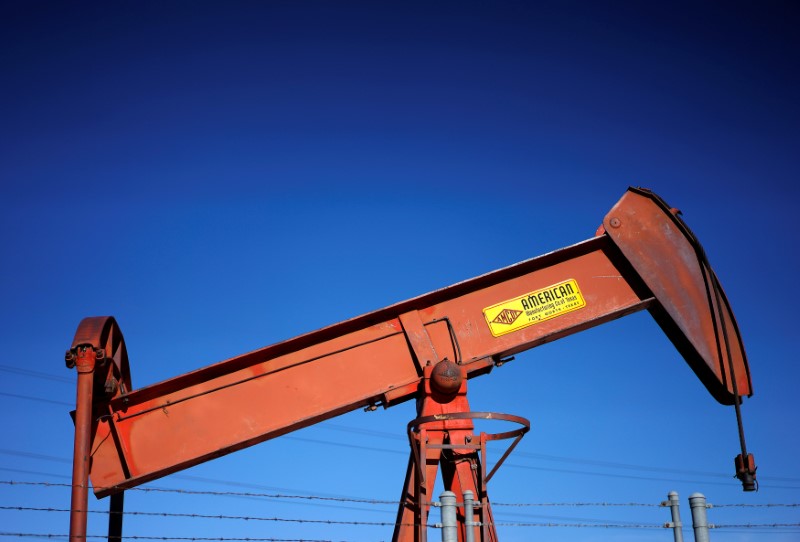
[65,187,756,542]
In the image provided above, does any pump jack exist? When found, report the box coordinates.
[65,187,756,542]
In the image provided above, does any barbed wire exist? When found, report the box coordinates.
[491,522,800,529]
[0,534,349,542]
[4,505,800,531]
[492,501,660,507]
[0,506,415,528]
[14,525,797,536]
[4,479,799,509]
[0,504,688,531]
[713,503,800,508]
[713,524,800,529]
[490,522,663,528]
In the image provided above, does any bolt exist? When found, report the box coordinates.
[609,217,622,228]
[105,379,118,395]
[65,349,76,368]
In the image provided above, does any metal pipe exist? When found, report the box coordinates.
[463,490,475,542]
[664,491,684,542]
[69,347,96,542]
[440,491,457,542]
[689,493,711,542]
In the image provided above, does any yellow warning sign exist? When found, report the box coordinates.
[483,279,586,337]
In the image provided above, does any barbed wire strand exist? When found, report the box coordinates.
[493,501,660,507]
[4,506,800,532]
[713,503,800,508]
[0,506,416,528]
[713,524,800,529]
[4,479,799,509]
[0,505,670,530]
[0,504,683,531]
[490,522,663,528]
[0,535,347,542]
[490,522,800,529]
[4,525,800,540]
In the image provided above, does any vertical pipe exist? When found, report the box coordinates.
[665,491,684,542]
[463,490,475,542]
[108,491,124,541]
[689,493,711,542]
[440,491,457,542]
[69,347,96,542]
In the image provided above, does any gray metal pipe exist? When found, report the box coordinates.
[664,491,684,542]
[463,490,475,542]
[440,491,458,542]
[689,493,711,542]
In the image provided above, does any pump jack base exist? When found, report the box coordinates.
[394,411,530,542]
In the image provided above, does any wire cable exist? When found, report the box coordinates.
[0,364,73,384]
[0,480,398,505]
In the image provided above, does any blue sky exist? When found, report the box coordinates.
[1,2,798,541]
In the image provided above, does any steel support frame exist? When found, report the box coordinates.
[392,364,529,542]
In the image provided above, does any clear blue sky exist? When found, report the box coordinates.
[1,2,798,541]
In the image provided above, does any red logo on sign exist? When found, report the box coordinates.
[491,309,523,325]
